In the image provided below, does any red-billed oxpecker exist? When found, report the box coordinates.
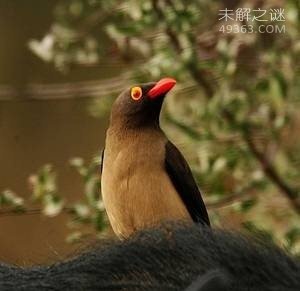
[101,78,210,238]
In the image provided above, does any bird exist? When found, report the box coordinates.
[100,77,210,238]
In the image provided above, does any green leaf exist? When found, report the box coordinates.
[240,198,257,212]
[285,227,300,248]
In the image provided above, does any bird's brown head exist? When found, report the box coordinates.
[110,78,176,128]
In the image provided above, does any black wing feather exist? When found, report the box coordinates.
[165,141,210,226]
[100,148,105,176]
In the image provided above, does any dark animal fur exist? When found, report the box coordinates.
[0,223,299,290]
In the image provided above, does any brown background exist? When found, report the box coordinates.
[0,0,119,265]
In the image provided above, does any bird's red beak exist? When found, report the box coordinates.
[148,77,176,99]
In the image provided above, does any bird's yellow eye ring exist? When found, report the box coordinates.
[131,86,143,101]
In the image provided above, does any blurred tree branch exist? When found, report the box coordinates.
[244,133,300,213]
[150,1,299,213]
[151,0,214,97]
[207,182,258,209]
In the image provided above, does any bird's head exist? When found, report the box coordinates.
[110,77,176,128]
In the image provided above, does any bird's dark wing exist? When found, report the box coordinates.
[165,141,210,226]
[100,148,105,176]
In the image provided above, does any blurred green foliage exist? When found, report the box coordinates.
[1,158,107,243]
[2,0,300,252]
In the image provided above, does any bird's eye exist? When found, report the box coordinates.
[131,87,143,101]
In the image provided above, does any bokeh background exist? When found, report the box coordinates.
[0,0,299,265]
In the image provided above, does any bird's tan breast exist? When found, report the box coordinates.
[101,129,190,238]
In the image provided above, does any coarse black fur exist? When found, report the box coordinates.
[0,223,299,290]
